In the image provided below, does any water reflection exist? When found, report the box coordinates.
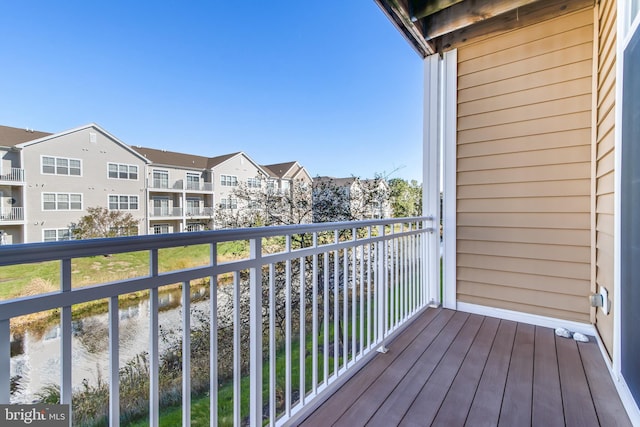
[9,286,212,403]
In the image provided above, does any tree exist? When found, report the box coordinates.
[71,207,139,239]
[388,178,422,218]
[312,176,390,223]
[216,178,313,229]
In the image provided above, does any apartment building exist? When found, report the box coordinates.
[313,176,391,221]
[0,123,312,243]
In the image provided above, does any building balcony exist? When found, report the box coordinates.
[149,207,183,217]
[185,182,213,192]
[0,168,25,184]
[0,207,24,222]
[0,217,631,426]
[149,179,184,191]
[185,206,214,217]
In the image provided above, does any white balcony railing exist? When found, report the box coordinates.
[150,207,183,217]
[186,182,213,192]
[0,207,24,221]
[149,180,184,190]
[185,207,214,217]
[0,168,25,183]
[0,217,435,426]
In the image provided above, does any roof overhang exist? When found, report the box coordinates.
[374,0,594,57]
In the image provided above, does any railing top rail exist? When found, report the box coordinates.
[0,217,433,266]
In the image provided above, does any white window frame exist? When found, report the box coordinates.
[42,192,83,211]
[107,162,139,180]
[186,173,201,190]
[41,155,82,177]
[220,174,238,187]
[247,177,261,188]
[152,223,170,234]
[43,228,73,242]
[153,170,169,188]
[108,194,139,210]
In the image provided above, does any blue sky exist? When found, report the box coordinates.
[0,1,424,181]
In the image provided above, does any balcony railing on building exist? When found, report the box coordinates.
[0,168,25,183]
[186,181,213,192]
[0,207,24,222]
[0,217,435,426]
[150,207,183,217]
[185,207,214,217]
[149,179,184,190]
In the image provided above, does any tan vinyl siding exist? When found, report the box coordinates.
[456,8,594,323]
[595,0,616,357]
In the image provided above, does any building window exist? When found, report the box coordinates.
[153,170,169,188]
[43,228,72,242]
[267,179,276,191]
[186,173,201,190]
[220,198,237,209]
[110,225,138,237]
[281,180,290,191]
[247,177,261,188]
[186,223,204,232]
[220,175,238,187]
[153,224,169,234]
[109,195,138,210]
[42,193,82,211]
[42,156,82,176]
[108,163,138,180]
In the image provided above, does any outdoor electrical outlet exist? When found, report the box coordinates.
[590,287,610,315]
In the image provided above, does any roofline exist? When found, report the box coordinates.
[16,123,152,164]
[211,151,271,176]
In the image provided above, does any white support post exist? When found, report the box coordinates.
[423,54,442,308]
[377,225,388,353]
[442,49,458,310]
[210,245,218,427]
[182,281,191,426]
[249,237,263,427]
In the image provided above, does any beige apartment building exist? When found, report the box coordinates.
[0,123,311,243]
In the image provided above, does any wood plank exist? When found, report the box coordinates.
[457,226,590,246]
[499,322,534,426]
[457,195,590,213]
[411,0,465,20]
[458,78,591,117]
[300,307,443,426]
[361,312,470,426]
[465,320,517,427]
[422,0,542,41]
[458,60,592,103]
[457,179,590,199]
[458,28,593,78]
[398,314,485,426]
[458,111,591,144]
[330,310,462,425]
[457,238,590,263]
[457,267,588,296]
[457,163,591,185]
[457,281,590,314]
[457,212,591,229]
[459,140,591,169]
[457,252,590,280]
[556,335,599,426]
[578,340,633,426]
[532,327,564,427]
[445,1,593,54]
[458,94,592,131]
[431,316,500,426]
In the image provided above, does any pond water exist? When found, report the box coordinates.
[9,286,215,404]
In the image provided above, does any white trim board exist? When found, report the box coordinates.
[456,302,596,336]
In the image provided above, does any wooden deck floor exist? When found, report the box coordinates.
[299,308,631,427]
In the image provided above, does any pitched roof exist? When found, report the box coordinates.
[206,152,242,169]
[0,125,52,147]
[314,176,358,187]
[262,161,297,178]
[133,146,212,169]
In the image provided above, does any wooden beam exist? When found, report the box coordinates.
[375,0,436,57]
[410,0,465,20]
[435,0,594,51]
[422,0,544,40]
